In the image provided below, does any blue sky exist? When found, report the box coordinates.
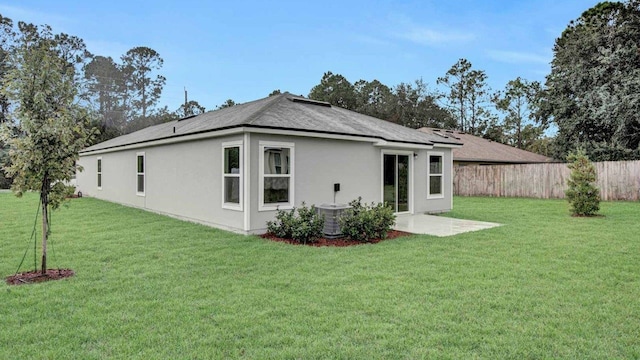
[0,0,600,112]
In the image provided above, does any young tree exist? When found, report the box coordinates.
[565,150,600,216]
[542,1,640,160]
[437,58,494,135]
[121,46,166,120]
[493,77,544,149]
[0,22,95,274]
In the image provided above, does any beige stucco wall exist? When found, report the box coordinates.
[77,132,454,234]
[415,147,454,214]
[248,134,382,232]
[248,134,454,232]
[77,135,244,232]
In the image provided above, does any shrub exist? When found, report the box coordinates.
[565,150,600,216]
[267,208,295,239]
[339,197,395,242]
[266,202,324,244]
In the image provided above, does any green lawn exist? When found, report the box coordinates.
[1,193,639,359]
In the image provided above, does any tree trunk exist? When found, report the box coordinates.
[141,72,146,119]
[41,178,48,274]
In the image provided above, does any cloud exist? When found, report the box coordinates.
[389,14,476,46]
[397,25,476,45]
[350,34,392,47]
[486,50,551,65]
[0,4,69,28]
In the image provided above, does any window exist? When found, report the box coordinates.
[136,153,145,196]
[97,157,102,189]
[427,152,444,199]
[259,141,294,210]
[222,141,243,210]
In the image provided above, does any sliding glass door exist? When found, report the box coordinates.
[383,153,410,213]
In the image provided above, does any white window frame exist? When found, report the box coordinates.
[427,151,444,199]
[222,140,243,211]
[136,152,145,196]
[259,141,294,211]
[97,157,102,190]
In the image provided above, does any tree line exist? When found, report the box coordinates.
[307,66,547,154]
[306,1,640,163]
[0,14,243,143]
[2,0,640,190]
[0,13,237,187]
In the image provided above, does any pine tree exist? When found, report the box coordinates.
[565,150,600,216]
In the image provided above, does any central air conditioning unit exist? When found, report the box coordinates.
[315,203,351,239]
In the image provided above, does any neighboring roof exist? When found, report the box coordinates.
[82,93,462,153]
[418,127,554,164]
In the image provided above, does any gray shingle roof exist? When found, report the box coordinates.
[419,127,554,163]
[82,93,461,153]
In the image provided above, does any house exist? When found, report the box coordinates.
[418,128,553,166]
[76,93,462,234]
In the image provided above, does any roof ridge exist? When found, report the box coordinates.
[243,92,291,125]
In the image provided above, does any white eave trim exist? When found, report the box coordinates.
[374,140,433,150]
[432,143,463,149]
[79,125,439,156]
[246,127,380,144]
[81,127,247,156]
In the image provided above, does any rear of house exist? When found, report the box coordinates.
[77,93,461,234]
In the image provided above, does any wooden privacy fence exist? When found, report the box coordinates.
[454,160,640,201]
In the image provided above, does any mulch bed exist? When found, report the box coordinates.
[5,268,75,286]
[260,230,413,247]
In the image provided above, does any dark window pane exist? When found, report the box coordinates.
[137,175,144,193]
[430,155,442,174]
[224,177,240,204]
[398,155,409,212]
[264,177,289,203]
[137,155,144,173]
[383,154,396,209]
[225,147,240,174]
[97,173,102,187]
[264,148,290,174]
[97,159,102,172]
[430,175,442,195]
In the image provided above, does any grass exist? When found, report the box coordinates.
[1,193,639,359]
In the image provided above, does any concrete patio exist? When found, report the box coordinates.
[394,213,501,237]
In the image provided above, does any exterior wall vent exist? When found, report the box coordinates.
[288,97,332,107]
[178,114,198,122]
[316,203,351,238]
[432,131,450,139]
